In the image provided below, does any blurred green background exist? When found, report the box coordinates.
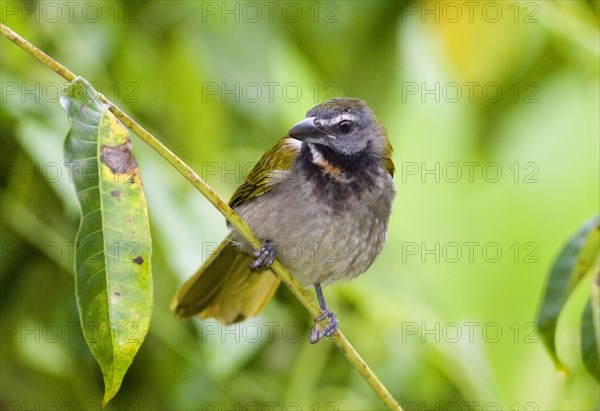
[1,1,598,410]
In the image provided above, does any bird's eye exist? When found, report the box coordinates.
[337,120,353,134]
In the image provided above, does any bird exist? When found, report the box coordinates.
[171,97,396,343]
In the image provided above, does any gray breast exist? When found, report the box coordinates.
[232,169,395,286]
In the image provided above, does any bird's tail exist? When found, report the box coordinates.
[171,235,281,324]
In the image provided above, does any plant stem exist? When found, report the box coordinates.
[1,23,402,411]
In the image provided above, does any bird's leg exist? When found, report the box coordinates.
[309,282,338,344]
[251,240,276,269]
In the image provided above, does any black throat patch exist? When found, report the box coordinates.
[298,143,380,211]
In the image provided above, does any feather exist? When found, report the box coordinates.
[229,138,301,208]
[171,235,281,323]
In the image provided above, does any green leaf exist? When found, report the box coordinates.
[536,215,600,369]
[581,291,599,382]
[591,272,600,355]
[61,77,153,405]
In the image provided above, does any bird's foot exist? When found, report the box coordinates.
[309,309,338,344]
[251,240,275,269]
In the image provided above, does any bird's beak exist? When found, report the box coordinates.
[288,117,330,145]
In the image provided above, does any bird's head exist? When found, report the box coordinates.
[287,98,391,162]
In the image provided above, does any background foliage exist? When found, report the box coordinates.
[1,1,599,410]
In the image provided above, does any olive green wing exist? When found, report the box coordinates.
[229,137,301,209]
[384,156,395,177]
[381,125,395,177]
[171,235,281,323]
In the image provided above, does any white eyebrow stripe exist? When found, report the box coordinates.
[317,113,357,126]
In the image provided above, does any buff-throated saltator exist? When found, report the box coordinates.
[172,98,396,343]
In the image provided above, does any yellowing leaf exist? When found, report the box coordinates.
[61,77,153,405]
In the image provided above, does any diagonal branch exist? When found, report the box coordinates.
[1,23,402,411]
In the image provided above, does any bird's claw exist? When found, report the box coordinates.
[251,240,275,269]
[309,309,338,344]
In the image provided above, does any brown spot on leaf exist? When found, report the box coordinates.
[114,291,121,296]
[133,256,144,265]
[101,138,138,175]
[111,190,121,197]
